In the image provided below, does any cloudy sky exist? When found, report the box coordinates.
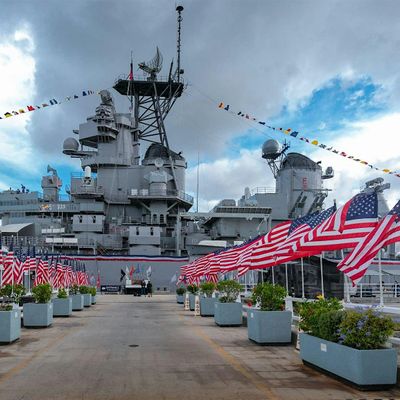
[1,0,400,211]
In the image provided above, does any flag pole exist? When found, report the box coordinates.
[271,265,275,285]
[378,249,384,307]
[341,250,350,303]
[320,253,325,298]
[300,258,305,298]
[285,263,288,292]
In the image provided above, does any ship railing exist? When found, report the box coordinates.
[129,189,193,203]
[115,74,184,84]
[250,187,275,195]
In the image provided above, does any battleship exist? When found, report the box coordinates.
[0,6,397,295]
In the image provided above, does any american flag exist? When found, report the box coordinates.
[246,221,292,272]
[2,251,15,285]
[338,199,400,285]
[295,192,378,255]
[54,263,65,289]
[34,258,50,286]
[272,212,320,263]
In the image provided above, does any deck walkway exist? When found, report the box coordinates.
[0,295,399,400]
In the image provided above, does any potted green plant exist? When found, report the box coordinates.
[214,280,242,326]
[176,287,186,304]
[199,282,216,317]
[52,288,72,317]
[299,298,397,388]
[23,283,53,327]
[247,282,291,344]
[186,284,199,311]
[89,287,97,304]
[70,285,84,311]
[79,286,92,307]
[0,284,26,306]
[0,301,20,343]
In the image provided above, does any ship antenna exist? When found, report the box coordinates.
[129,51,134,112]
[176,5,184,83]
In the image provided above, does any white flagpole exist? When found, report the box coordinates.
[285,263,288,292]
[301,258,305,298]
[320,253,325,298]
[378,250,384,307]
[341,250,350,303]
[271,265,275,285]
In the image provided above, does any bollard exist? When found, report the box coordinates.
[194,295,200,316]
[184,293,190,311]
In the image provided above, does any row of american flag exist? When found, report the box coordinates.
[0,251,90,288]
[178,191,400,287]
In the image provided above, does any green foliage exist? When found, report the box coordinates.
[251,282,286,311]
[57,288,68,299]
[186,284,199,294]
[216,280,242,303]
[79,286,90,294]
[0,303,13,311]
[338,309,395,350]
[200,282,216,298]
[317,310,345,342]
[299,297,343,335]
[89,287,97,296]
[32,283,52,304]
[0,284,26,304]
[176,287,186,295]
[69,285,79,295]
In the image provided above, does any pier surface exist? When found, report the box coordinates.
[0,295,399,400]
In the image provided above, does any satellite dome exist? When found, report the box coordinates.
[262,139,280,160]
[63,137,79,154]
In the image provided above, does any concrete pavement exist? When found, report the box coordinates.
[0,295,399,400]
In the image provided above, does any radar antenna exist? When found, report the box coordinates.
[262,139,290,178]
[138,47,163,80]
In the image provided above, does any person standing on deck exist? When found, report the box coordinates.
[147,281,153,298]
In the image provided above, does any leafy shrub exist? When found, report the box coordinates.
[79,286,90,294]
[299,297,342,336]
[186,284,199,295]
[200,282,215,298]
[338,309,395,350]
[176,287,186,295]
[317,310,345,342]
[251,282,286,311]
[0,284,26,304]
[69,285,79,295]
[57,288,68,299]
[89,287,97,296]
[0,303,13,311]
[216,280,241,303]
[32,283,52,304]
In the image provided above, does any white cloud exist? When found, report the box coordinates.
[0,24,36,172]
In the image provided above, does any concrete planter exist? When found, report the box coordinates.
[52,298,72,317]
[23,303,53,327]
[176,294,184,304]
[0,309,21,343]
[71,294,84,311]
[300,333,397,388]
[189,293,197,311]
[247,309,292,344]
[214,302,242,326]
[200,297,217,316]
[83,294,92,307]
[91,295,97,305]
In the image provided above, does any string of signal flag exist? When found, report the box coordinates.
[218,102,400,178]
[0,90,97,120]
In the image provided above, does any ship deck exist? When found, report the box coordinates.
[1,295,399,400]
